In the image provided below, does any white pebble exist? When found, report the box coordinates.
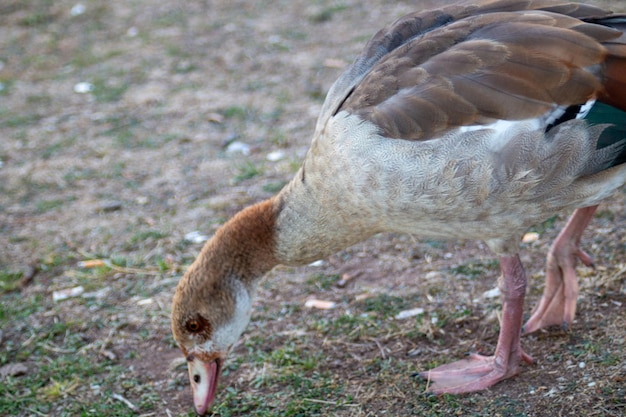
[482,287,501,299]
[268,35,282,44]
[73,82,93,94]
[579,362,586,369]
[226,141,250,155]
[587,381,596,387]
[184,231,208,243]
[53,286,85,302]
[395,307,425,320]
[70,4,86,16]
[127,27,138,37]
[266,150,285,162]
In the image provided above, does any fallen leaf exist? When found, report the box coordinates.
[337,271,360,288]
[77,259,106,268]
[522,232,539,243]
[100,349,117,361]
[304,299,336,309]
[208,112,224,123]
[18,265,38,288]
[0,363,28,379]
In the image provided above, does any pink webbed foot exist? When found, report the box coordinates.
[416,255,534,394]
[418,351,534,394]
[523,206,597,334]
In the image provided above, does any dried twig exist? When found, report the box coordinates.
[112,393,138,412]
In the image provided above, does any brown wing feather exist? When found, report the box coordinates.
[336,2,624,141]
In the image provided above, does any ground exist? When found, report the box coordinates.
[1,0,625,416]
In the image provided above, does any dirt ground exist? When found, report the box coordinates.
[1,0,625,416]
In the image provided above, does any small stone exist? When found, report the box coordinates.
[53,286,85,302]
[82,287,110,299]
[73,82,93,94]
[395,307,425,320]
[226,141,250,155]
[184,231,208,244]
[425,271,444,280]
[266,150,285,162]
[70,4,86,16]
[98,201,122,212]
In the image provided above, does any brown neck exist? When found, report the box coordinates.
[186,198,280,291]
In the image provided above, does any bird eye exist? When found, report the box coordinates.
[183,315,211,337]
[186,319,201,333]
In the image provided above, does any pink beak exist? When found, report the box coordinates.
[187,356,222,415]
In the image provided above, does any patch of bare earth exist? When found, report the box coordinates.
[1,0,624,416]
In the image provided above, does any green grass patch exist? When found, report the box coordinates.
[0,270,22,293]
[0,112,42,128]
[305,273,339,291]
[448,259,499,279]
[92,77,129,103]
[222,105,252,120]
[309,4,348,23]
[262,181,287,193]
[0,354,138,416]
[211,371,346,417]
[359,293,421,318]
[0,293,42,333]
[0,78,14,95]
[35,197,76,213]
[528,215,559,234]
[42,136,77,159]
[234,160,263,183]
[129,230,169,245]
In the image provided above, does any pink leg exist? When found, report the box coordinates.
[523,206,597,334]
[419,254,533,394]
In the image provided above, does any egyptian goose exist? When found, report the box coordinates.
[171,1,626,414]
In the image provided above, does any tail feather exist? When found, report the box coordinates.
[603,50,626,112]
[592,18,626,112]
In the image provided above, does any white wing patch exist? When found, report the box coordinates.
[456,99,596,137]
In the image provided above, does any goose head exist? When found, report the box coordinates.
[171,268,254,414]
